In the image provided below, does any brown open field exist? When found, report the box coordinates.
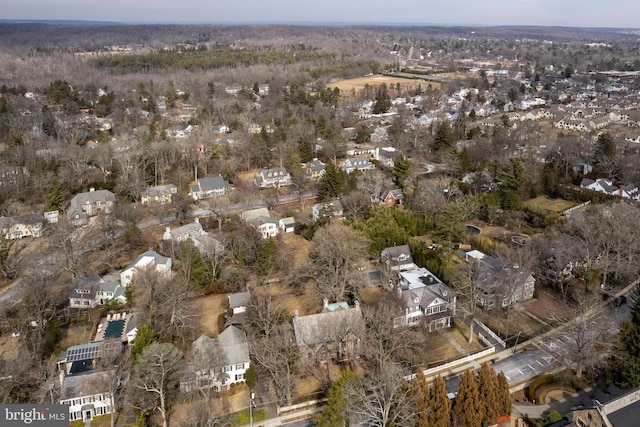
[197,293,228,337]
[524,196,576,213]
[328,75,441,94]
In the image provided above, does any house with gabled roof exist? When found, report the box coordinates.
[306,158,326,180]
[181,325,250,393]
[67,188,115,225]
[0,213,43,239]
[162,218,224,257]
[241,207,279,239]
[381,244,417,274]
[69,275,125,309]
[459,249,535,310]
[120,249,172,287]
[254,167,291,188]
[141,184,177,205]
[382,189,404,206]
[394,267,456,330]
[189,176,230,200]
[312,200,343,222]
[292,300,365,362]
[341,156,374,173]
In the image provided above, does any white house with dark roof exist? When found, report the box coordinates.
[67,188,115,225]
[241,207,279,239]
[182,325,250,392]
[254,167,291,188]
[60,369,114,422]
[341,156,374,173]
[394,267,456,330]
[69,275,125,309]
[120,249,172,287]
[162,218,224,256]
[189,176,230,200]
[141,184,177,205]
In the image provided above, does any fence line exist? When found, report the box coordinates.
[562,200,590,216]
[473,319,507,348]
[405,347,496,381]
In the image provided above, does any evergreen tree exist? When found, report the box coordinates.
[453,369,482,427]
[430,375,452,427]
[318,163,345,202]
[257,237,278,277]
[131,323,156,360]
[392,154,411,189]
[459,147,472,175]
[314,369,356,427]
[477,362,500,423]
[44,178,68,212]
[433,121,455,152]
[496,372,512,417]
[372,83,391,114]
[413,371,431,427]
[179,239,213,289]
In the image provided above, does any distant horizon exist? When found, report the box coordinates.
[3,1,639,29]
[0,19,637,31]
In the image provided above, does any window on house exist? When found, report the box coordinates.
[235,373,245,381]
[235,363,244,370]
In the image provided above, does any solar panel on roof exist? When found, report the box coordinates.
[66,343,102,362]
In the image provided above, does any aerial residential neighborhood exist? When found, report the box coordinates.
[2,14,640,427]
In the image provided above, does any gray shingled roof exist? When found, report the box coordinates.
[292,304,364,347]
[218,326,249,366]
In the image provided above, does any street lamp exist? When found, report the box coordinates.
[249,390,256,427]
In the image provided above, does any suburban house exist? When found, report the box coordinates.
[306,158,326,180]
[241,207,279,239]
[341,156,375,173]
[162,218,224,256]
[0,213,43,239]
[141,184,177,205]
[254,167,292,188]
[381,244,418,274]
[67,188,115,225]
[292,300,365,362]
[375,147,398,168]
[69,275,125,309]
[181,325,250,392]
[120,249,172,287]
[169,123,193,139]
[381,189,404,206]
[459,249,535,309]
[394,267,457,330]
[580,178,640,200]
[312,200,343,222]
[189,176,230,200]
[60,369,114,423]
[57,340,122,423]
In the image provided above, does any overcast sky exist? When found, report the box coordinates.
[2,0,638,28]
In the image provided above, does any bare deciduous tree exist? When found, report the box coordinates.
[345,363,417,427]
[309,221,370,302]
[131,342,183,427]
[250,328,301,407]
